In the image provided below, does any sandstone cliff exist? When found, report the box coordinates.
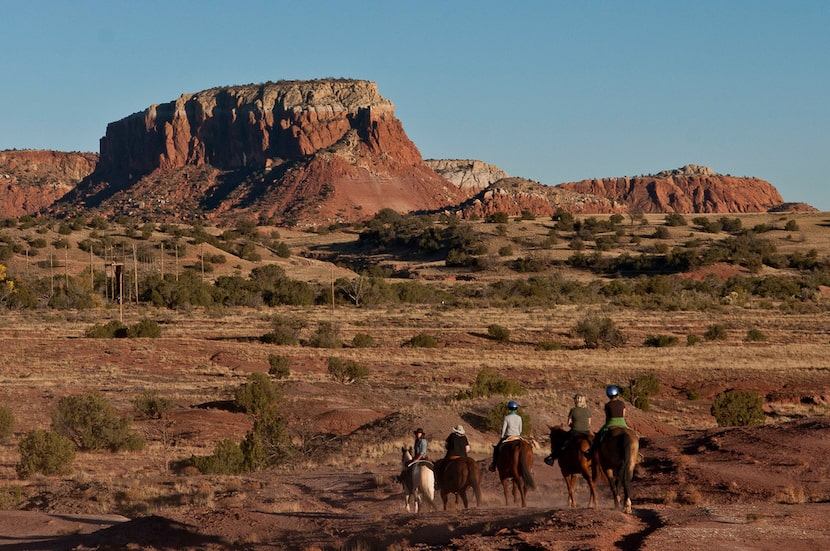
[556,164,784,213]
[425,159,508,196]
[453,177,624,219]
[55,79,467,225]
[0,150,97,218]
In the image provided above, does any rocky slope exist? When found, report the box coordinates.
[0,150,97,218]
[425,159,508,195]
[454,177,624,219]
[53,79,468,225]
[556,164,785,213]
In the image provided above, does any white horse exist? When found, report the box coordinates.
[400,447,436,513]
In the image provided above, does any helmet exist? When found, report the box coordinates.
[507,400,519,411]
[606,385,620,398]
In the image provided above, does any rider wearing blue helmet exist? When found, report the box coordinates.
[488,400,523,472]
[586,385,629,457]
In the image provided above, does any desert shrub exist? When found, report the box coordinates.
[128,318,161,338]
[486,212,510,224]
[652,226,670,239]
[261,314,306,345]
[487,324,510,342]
[535,339,563,351]
[703,323,728,341]
[687,334,701,346]
[52,391,145,452]
[744,328,767,342]
[267,354,291,379]
[406,333,438,348]
[0,484,23,509]
[234,372,282,417]
[686,388,701,400]
[308,321,342,348]
[241,406,293,470]
[643,334,678,347]
[620,374,660,412]
[711,390,765,426]
[351,332,375,348]
[0,405,14,439]
[498,245,514,257]
[327,357,369,384]
[456,368,525,400]
[17,429,75,477]
[664,213,687,226]
[572,316,626,349]
[132,390,175,419]
[190,438,245,475]
[784,219,799,231]
[485,402,532,435]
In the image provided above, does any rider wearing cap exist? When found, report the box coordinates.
[586,385,628,457]
[489,400,522,472]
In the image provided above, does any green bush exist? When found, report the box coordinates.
[711,390,765,426]
[0,484,23,510]
[406,333,438,348]
[572,316,626,349]
[241,406,293,471]
[85,320,127,338]
[485,402,532,435]
[17,429,75,477]
[351,333,375,348]
[234,372,282,417]
[457,368,525,400]
[133,390,175,419]
[190,438,245,475]
[327,357,370,384]
[535,339,563,351]
[0,405,14,439]
[686,334,702,346]
[267,354,291,379]
[744,328,767,342]
[128,319,161,338]
[308,321,342,348]
[52,391,145,452]
[487,324,511,342]
[261,314,306,345]
[704,323,728,341]
[620,374,660,412]
[643,334,678,347]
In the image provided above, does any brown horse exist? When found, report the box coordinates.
[591,426,639,513]
[546,426,597,508]
[434,456,482,510]
[495,438,535,507]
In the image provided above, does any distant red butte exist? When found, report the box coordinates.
[556,164,786,213]
[0,150,97,218]
[51,79,469,226]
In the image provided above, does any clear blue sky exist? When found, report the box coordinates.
[2,1,828,210]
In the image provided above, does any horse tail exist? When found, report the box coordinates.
[519,443,536,490]
[419,465,436,510]
[468,458,483,506]
[622,430,639,501]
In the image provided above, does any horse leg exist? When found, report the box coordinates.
[441,489,449,511]
[582,470,598,508]
[460,489,469,509]
[564,474,576,508]
[501,478,510,506]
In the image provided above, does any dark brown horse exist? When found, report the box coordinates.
[495,438,535,507]
[434,456,482,510]
[547,426,597,508]
[591,426,639,513]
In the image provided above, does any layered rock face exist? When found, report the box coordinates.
[557,164,784,213]
[425,159,508,195]
[60,79,467,224]
[0,150,97,218]
[455,177,623,219]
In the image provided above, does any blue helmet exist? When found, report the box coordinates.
[507,400,519,411]
[606,385,620,398]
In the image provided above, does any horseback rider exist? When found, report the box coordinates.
[585,385,628,457]
[408,428,429,467]
[545,393,592,465]
[489,400,522,472]
[435,424,470,489]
